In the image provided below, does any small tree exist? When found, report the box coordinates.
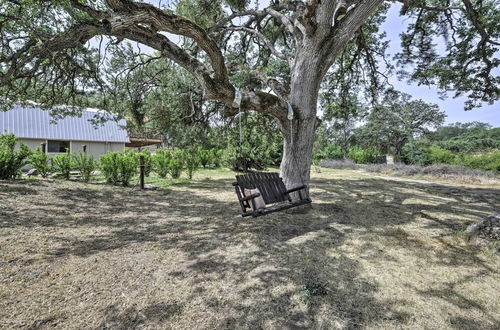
[100,151,138,185]
[29,147,50,178]
[100,152,121,184]
[0,133,30,179]
[154,149,171,178]
[73,152,96,182]
[212,149,224,168]
[52,150,72,180]
[184,149,200,180]
[357,91,446,159]
[139,149,153,177]
[198,148,212,168]
[169,150,185,179]
[119,151,138,186]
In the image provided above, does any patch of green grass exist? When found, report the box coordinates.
[300,278,329,303]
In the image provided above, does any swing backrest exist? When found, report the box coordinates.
[236,172,291,204]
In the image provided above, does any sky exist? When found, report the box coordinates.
[381,3,499,127]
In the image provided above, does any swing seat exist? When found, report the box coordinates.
[233,172,312,217]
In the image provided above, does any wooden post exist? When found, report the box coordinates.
[139,155,145,190]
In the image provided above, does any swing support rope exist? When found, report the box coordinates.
[234,89,243,144]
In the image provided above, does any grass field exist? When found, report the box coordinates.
[0,168,499,329]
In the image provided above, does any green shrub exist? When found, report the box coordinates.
[100,152,121,184]
[184,149,200,179]
[139,149,153,177]
[29,147,50,178]
[427,146,456,165]
[73,152,96,182]
[169,149,185,179]
[119,151,138,186]
[223,144,268,172]
[0,133,30,179]
[52,150,72,180]
[198,148,212,168]
[401,141,431,165]
[313,143,344,164]
[100,151,138,185]
[455,151,500,173]
[154,149,171,178]
[212,149,224,168]
[347,146,378,164]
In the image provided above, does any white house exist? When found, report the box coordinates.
[0,105,129,158]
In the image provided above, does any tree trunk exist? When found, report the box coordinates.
[280,52,323,193]
[280,116,317,194]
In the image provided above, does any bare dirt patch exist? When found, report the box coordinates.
[0,170,499,329]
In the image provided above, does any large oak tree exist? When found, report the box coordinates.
[1,0,499,190]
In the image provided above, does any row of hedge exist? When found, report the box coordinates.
[313,144,382,165]
[0,134,228,184]
[0,133,100,182]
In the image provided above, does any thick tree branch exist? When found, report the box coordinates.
[222,26,291,61]
[323,0,385,70]
[102,0,229,84]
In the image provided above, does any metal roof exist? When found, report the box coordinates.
[0,105,129,143]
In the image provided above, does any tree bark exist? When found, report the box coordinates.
[280,50,323,193]
[280,116,317,195]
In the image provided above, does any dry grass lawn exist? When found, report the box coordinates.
[0,168,499,329]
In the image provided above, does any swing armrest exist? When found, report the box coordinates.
[240,192,261,202]
[285,184,307,194]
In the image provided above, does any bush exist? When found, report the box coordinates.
[29,147,50,178]
[154,149,171,178]
[73,152,96,182]
[198,148,213,168]
[184,149,200,179]
[139,149,153,177]
[313,143,344,164]
[119,151,138,186]
[169,149,185,179]
[455,151,500,173]
[52,150,72,180]
[348,146,378,164]
[100,151,138,186]
[100,152,121,184]
[212,149,224,168]
[0,133,30,179]
[401,141,431,165]
[427,146,456,165]
[223,144,268,172]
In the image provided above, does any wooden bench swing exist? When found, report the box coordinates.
[231,90,311,217]
[233,172,311,217]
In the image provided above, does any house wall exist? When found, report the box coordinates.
[17,138,125,158]
[17,138,46,151]
[71,141,125,157]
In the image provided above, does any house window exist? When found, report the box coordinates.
[47,140,70,153]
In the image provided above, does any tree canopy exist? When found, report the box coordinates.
[1,0,499,186]
[1,0,498,113]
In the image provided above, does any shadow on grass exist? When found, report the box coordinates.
[1,175,498,328]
